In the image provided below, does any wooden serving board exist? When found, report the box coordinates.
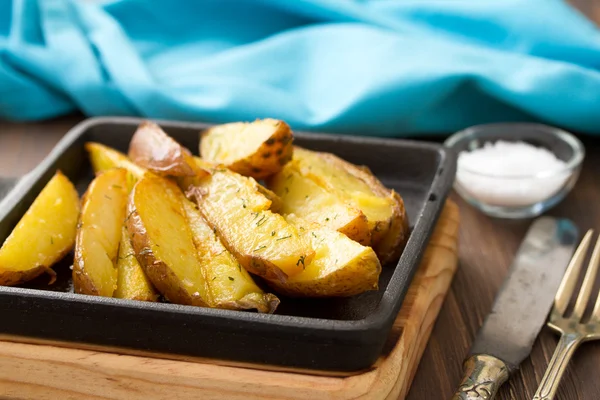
[0,201,459,400]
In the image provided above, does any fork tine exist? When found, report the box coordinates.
[573,233,600,320]
[555,230,594,315]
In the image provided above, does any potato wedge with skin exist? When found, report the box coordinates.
[180,157,282,212]
[370,190,409,264]
[255,184,283,214]
[267,160,371,246]
[0,171,79,286]
[73,169,128,297]
[128,121,208,179]
[200,118,294,179]
[182,200,279,313]
[127,176,210,306]
[266,216,381,297]
[292,147,409,264]
[187,167,314,282]
[85,142,147,190]
[316,154,410,264]
[114,226,158,302]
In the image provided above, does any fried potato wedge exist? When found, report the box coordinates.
[200,118,294,179]
[0,171,79,286]
[267,216,381,297]
[292,147,409,264]
[371,190,409,264]
[73,169,128,297]
[85,142,147,190]
[267,161,371,246]
[183,200,279,313]
[114,226,158,302]
[255,184,283,214]
[128,121,208,179]
[127,176,210,306]
[187,166,314,282]
[181,157,282,212]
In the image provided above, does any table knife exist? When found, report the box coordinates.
[452,217,578,400]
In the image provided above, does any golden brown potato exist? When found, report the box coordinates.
[180,157,282,212]
[114,226,158,302]
[266,216,381,297]
[85,142,147,190]
[128,121,208,179]
[73,169,128,297]
[127,176,210,306]
[187,166,314,282]
[255,184,283,214]
[267,160,371,246]
[182,200,279,313]
[0,171,79,286]
[371,190,409,264]
[291,147,409,264]
[200,118,294,179]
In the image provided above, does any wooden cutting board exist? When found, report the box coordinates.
[0,200,459,400]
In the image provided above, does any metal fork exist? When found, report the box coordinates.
[533,230,600,400]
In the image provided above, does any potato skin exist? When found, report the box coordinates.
[373,190,409,265]
[114,226,158,302]
[0,171,79,286]
[0,265,56,287]
[183,200,279,313]
[266,161,371,246]
[187,169,314,282]
[126,207,202,306]
[200,119,294,179]
[255,184,283,213]
[128,121,208,178]
[301,149,410,265]
[218,293,280,314]
[322,158,409,264]
[127,177,209,307]
[72,255,96,295]
[72,256,100,296]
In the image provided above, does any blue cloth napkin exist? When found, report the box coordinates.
[1,0,600,136]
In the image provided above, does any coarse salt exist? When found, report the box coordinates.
[456,141,571,207]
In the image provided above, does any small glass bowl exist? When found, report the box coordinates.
[444,123,585,219]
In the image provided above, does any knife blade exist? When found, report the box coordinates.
[452,217,578,400]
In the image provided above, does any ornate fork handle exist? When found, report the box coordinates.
[533,333,584,400]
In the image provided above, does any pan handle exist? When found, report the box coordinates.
[451,354,510,400]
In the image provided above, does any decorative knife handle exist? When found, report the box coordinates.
[451,354,510,400]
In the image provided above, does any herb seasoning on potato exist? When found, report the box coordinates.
[127,176,211,306]
[183,200,279,313]
[269,146,409,265]
[1,117,410,309]
[187,166,314,282]
[114,226,158,302]
[266,215,382,297]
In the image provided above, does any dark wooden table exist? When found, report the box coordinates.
[1,116,599,400]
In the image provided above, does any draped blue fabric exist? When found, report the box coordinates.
[1,0,599,136]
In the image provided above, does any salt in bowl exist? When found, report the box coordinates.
[444,123,585,219]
